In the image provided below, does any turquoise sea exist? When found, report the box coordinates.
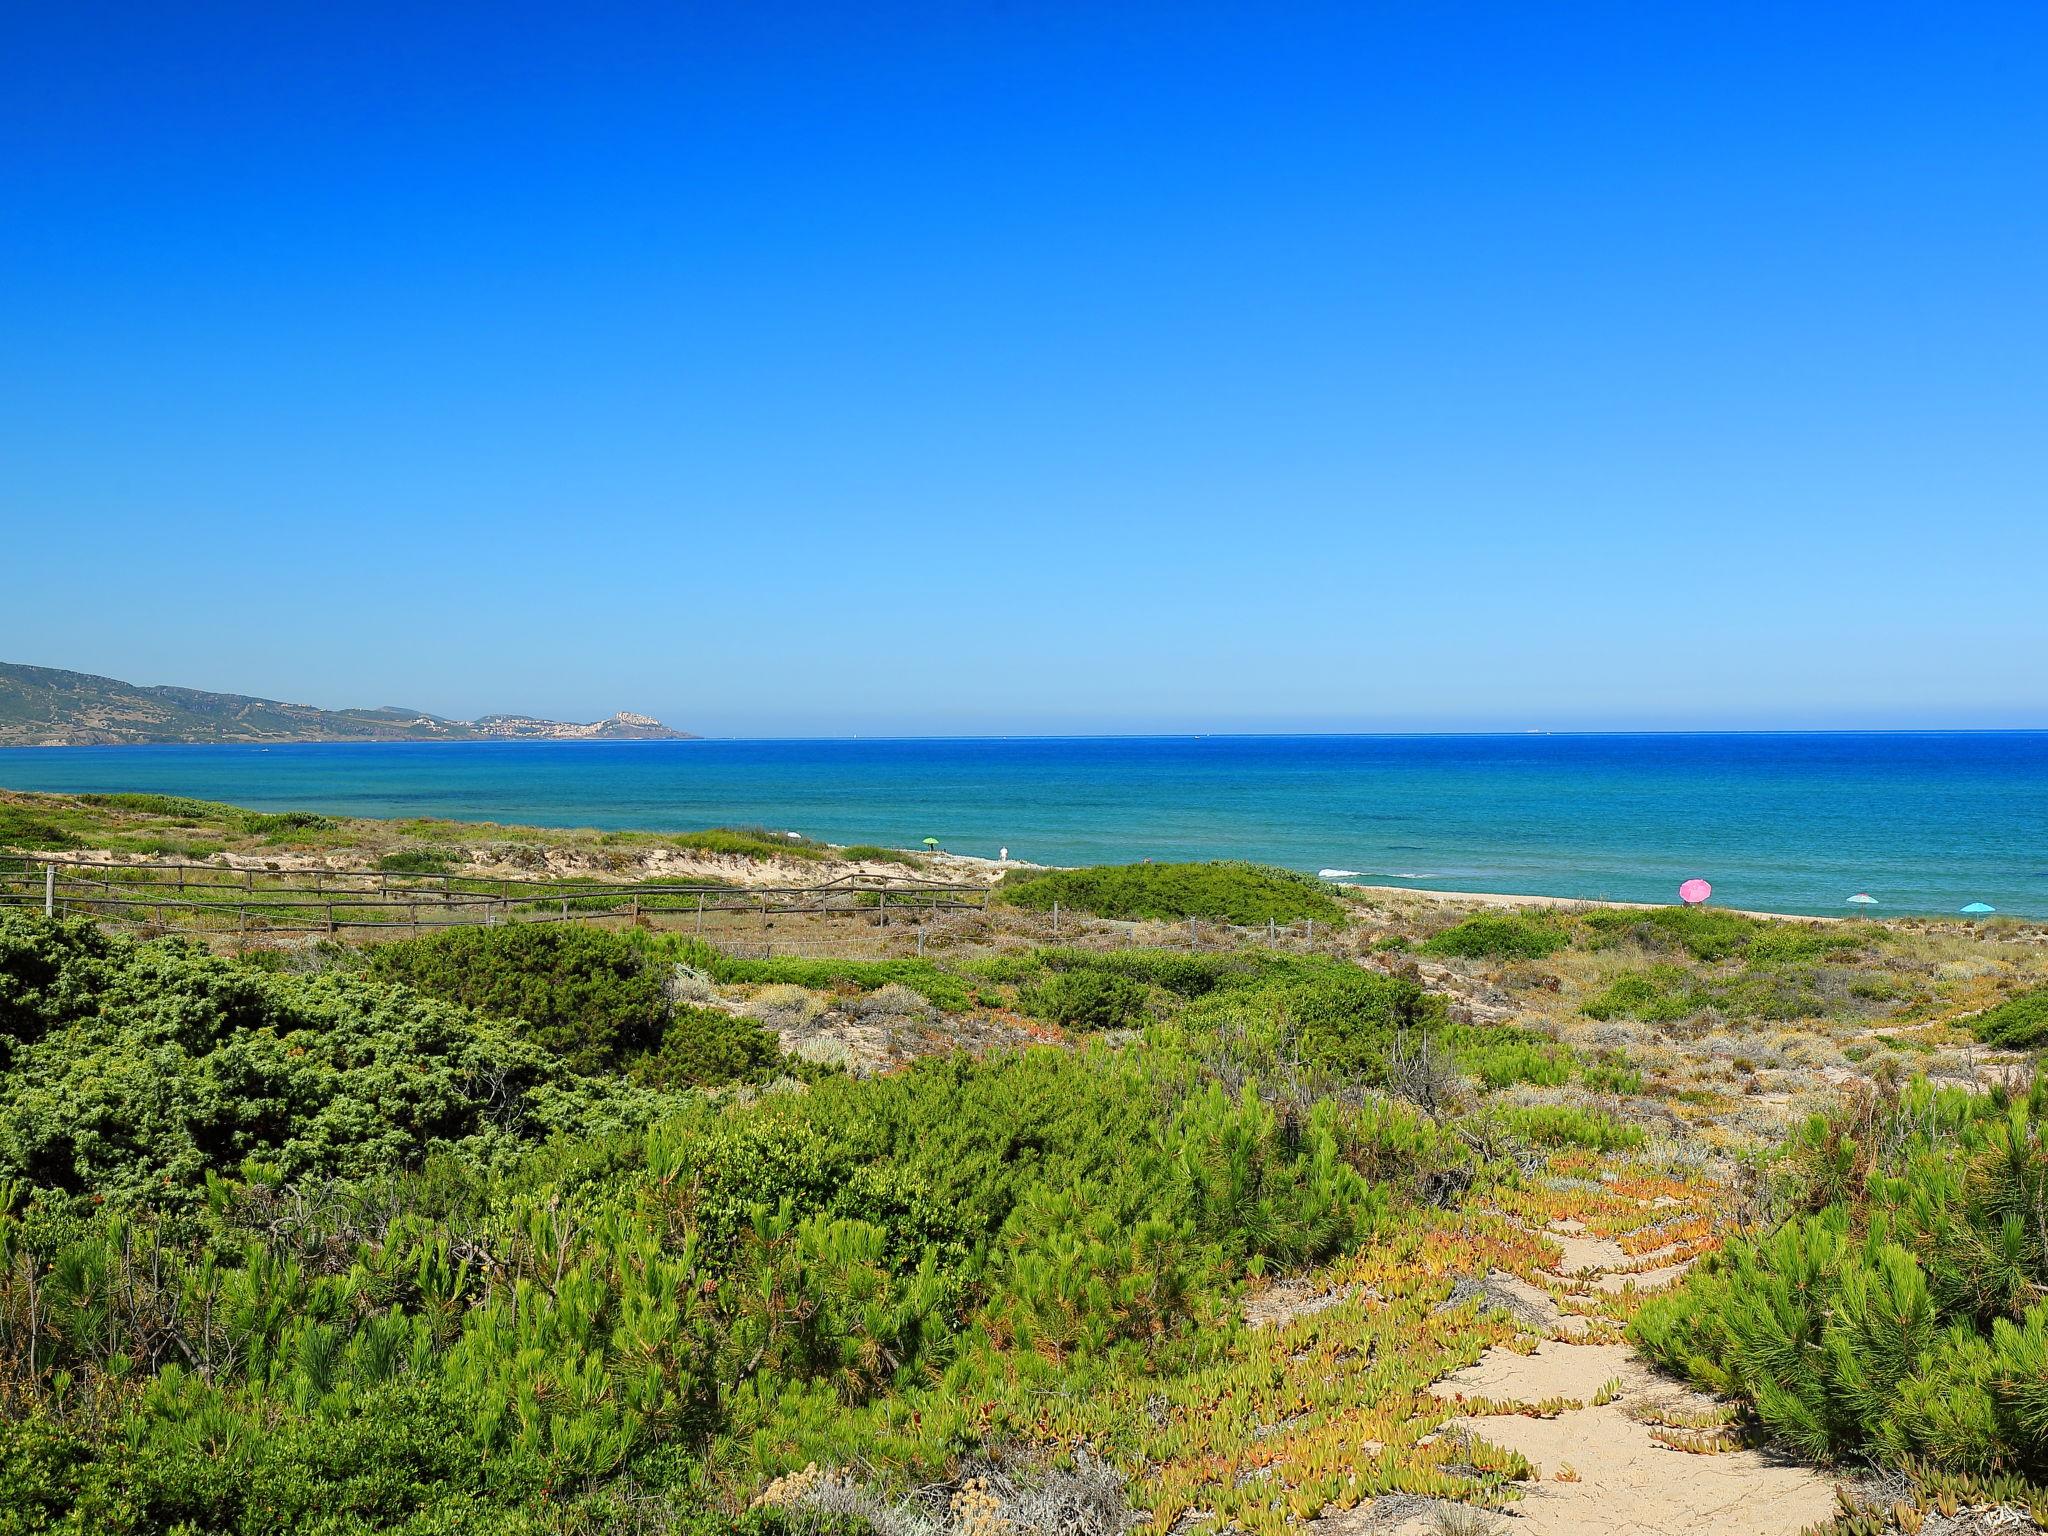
[2,733,2045,919]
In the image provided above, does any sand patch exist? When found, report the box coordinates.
[1432,1339,1646,1405]
[1542,1231,1628,1276]
[1446,1401,1837,1536]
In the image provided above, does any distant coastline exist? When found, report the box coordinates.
[0,660,691,746]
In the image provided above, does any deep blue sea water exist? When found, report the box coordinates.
[3,734,2046,918]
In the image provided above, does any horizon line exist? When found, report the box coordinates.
[10,724,2048,748]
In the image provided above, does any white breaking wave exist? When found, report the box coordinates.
[1317,868,1360,879]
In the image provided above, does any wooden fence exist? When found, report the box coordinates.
[0,855,989,940]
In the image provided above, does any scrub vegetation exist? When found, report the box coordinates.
[3,799,2048,1535]
[0,789,893,872]
[995,861,1347,926]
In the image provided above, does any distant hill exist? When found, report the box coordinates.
[0,663,692,746]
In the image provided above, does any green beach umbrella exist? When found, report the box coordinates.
[1960,902,1995,915]
[922,837,941,850]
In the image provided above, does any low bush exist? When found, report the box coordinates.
[665,939,974,1012]
[244,809,338,837]
[836,845,925,869]
[1422,913,1568,960]
[1017,968,1148,1030]
[0,807,81,851]
[1634,1075,2048,1479]
[1582,963,1837,1024]
[376,848,455,874]
[71,794,337,841]
[75,792,231,819]
[1036,946,1266,997]
[996,861,1346,926]
[670,825,825,860]
[1175,954,1445,1082]
[366,922,669,1072]
[0,912,659,1204]
[630,1003,787,1088]
[1497,1104,1645,1152]
[1972,985,2048,1050]
[1455,1034,1577,1090]
[1582,906,1863,964]
[1581,1059,1646,1095]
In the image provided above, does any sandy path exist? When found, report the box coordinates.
[1403,1230,1837,1536]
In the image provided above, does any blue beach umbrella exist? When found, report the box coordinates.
[1960,902,1995,915]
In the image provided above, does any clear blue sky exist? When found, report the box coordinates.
[4,2,2044,736]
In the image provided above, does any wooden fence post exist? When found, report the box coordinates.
[1052,901,1060,937]
[45,863,55,917]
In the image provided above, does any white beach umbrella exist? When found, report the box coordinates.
[1846,893,1878,908]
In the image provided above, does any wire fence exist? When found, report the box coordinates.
[0,854,989,941]
[0,855,1346,966]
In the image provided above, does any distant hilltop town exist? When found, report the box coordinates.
[0,662,692,746]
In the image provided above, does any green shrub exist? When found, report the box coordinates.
[366,923,668,1072]
[377,848,455,874]
[1017,968,1148,1030]
[836,845,926,869]
[670,825,825,860]
[997,862,1345,926]
[1035,946,1265,997]
[1582,906,1862,964]
[68,794,336,842]
[1581,1059,1645,1095]
[1497,1104,1645,1152]
[0,807,82,851]
[75,792,232,819]
[1175,955,1444,1082]
[1421,913,1568,960]
[243,809,338,837]
[0,912,664,1203]
[630,1003,786,1088]
[1582,962,1835,1024]
[1634,1075,2048,1478]
[1582,964,1708,1022]
[1972,985,2048,1050]
[1455,1034,1576,1090]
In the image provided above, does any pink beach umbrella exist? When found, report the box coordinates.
[1678,878,1711,907]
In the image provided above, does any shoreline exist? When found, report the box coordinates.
[1329,880,1851,924]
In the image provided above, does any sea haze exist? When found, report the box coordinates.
[2,733,2044,919]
